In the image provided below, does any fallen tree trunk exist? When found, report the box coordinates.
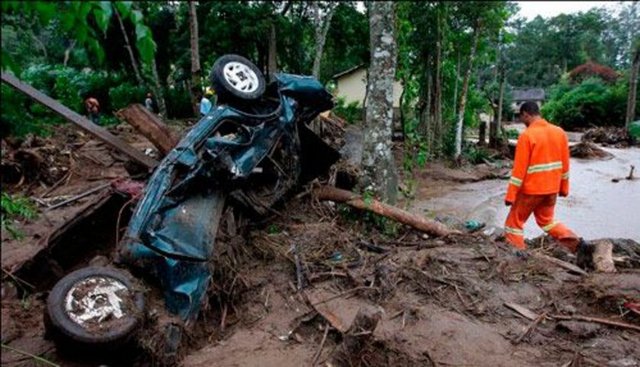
[116,104,178,156]
[313,186,459,237]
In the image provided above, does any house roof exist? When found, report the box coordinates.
[332,64,366,80]
[512,88,545,101]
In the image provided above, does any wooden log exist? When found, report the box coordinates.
[116,104,178,156]
[313,186,459,237]
[1,72,157,169]
[533,253,587,276]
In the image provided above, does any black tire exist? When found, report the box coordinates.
[210,54,266,102]
[45,266,145,351]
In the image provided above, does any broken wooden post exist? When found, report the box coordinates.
[116,104,178,156]
[313,186,460,237]
[326,306,382,367]
[591,240,616,273]
[1,72,158,169]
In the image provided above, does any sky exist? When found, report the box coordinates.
[515,1,623,20]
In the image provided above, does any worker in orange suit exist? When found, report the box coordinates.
[504,102,592,266]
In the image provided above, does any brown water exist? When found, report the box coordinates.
[412,147,640,241]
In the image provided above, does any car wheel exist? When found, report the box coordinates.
[210,54,266,102]
[45,266,145,352]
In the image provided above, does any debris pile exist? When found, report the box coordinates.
[581,126,634,148]
[0,124,156,197]
[1,117,639,367]
[570,141,614,160]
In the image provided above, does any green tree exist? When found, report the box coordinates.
[1,1,156,73]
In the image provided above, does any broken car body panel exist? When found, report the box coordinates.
[118,74,335,319]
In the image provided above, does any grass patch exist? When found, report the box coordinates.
[1,193,38,240]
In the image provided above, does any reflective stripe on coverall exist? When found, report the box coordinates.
[504,117,578,251]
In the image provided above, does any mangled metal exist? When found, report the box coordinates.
[118,73,338,319]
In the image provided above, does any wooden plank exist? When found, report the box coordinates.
[1,72,158,169]
[504,302,539,321]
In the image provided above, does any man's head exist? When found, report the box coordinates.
[519,101,541,126]
[147,93,152,98]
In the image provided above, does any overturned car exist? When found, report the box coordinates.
[44,55,340,361]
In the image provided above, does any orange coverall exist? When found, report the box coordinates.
[504,117,579,251]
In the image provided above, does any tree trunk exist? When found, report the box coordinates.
[114,6,144,85]
[626,45,640,127]
[399,78,406,140]
[420,70,432,137]
[426,71,433,151]
[453,49,460,117]
[362,68,369,120]
[188,0,201,117]
[63,40,76,67]
[454,23,481,161]
[490,35,503,148]
[362,1,398,204]
[268,22,278,80]
[150,56,168,118]
[433,4,444,154]
[490,68,505,148]
[478,114,487,146]
[312,3,337,79]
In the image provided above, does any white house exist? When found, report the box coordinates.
[332,65,403,109]
[511,88,545,113]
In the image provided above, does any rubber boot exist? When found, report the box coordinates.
[576,238,594,270]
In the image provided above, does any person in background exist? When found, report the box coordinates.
[200,87,214,116]
[503,101,592,267]
[145,92,155,112]
[85,96,100,124]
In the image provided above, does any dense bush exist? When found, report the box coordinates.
[541,77,629,130]
[1,64,196,136]
[333,97,362,124]
[109,83,148,113]
[1,192,37,240]
[164,86,194,119]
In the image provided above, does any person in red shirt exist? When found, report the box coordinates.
[85,97,100,124]
[504,102,591,265]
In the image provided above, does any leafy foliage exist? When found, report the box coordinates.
[1,0,638,178]
[1,64,151,136]
[109,82,148,112]
[1,1,156,72]
[333,97,362,124]
[1,193,38,240]
[542,77,630,129]
[462,144,492,164]
[568,61,619,84]
[503,128,520,139]
[506,5,639,88]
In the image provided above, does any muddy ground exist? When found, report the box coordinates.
[1,122,639,366]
